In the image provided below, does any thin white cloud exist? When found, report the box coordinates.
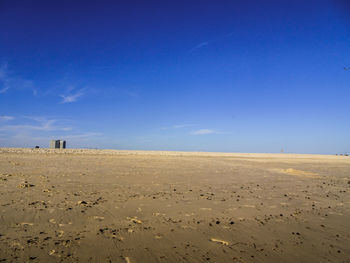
[0,65,6,78]
[0,115,14,121]
[0,87,9,93]
[190,129,216,135]
[0,83,10,93]
[0,64,10,93]
[172,124,194,129]
[0,117,70,132]
[189,42,209,52]
[225,31,234,38]
[161,124,196,130]
[0,63,36,95]
[125,90,139,98]
[189,31,234,53]
[63,132,103,140]
[59,89,85,103]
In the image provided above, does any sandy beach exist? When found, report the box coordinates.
[0,148,349,262]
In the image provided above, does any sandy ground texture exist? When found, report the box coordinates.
[0,148,350,263]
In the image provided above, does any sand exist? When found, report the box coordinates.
[0,148,349,262]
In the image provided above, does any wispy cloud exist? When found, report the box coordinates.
[0,63,36,95]
[0,64,11,94]
[0,116,70,132]
[161,124,196,130]
[124,90,139,98]
[0,115,14,121]
[189,31,234,53]
[189,42,209,53]
[190,129,216,135]
[0,87,9,94]
[59,88,85,103]
[64,132,103,140]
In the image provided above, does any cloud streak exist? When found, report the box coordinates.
[0,63,36,95]
[0,116,70,132]
[161,124,196,130]
[0,115,14,121]
[59,89,85,103]
[189,42,209,53]
[0,64,10,93]
[189,31,234,53]
[124,90,139,98]
[63,132,103,140]
[190,129,216,135]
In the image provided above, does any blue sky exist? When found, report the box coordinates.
[0,0,349,154]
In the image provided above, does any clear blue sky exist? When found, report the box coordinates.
[0,0,349,154]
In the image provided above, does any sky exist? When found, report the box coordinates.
[0,0,350,154]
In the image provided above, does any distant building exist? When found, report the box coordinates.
[59,140,66,149]
[49,140,59,149]
[49,140,66,149]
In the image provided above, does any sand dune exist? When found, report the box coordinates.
[0,148,349,262]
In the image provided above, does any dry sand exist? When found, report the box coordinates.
[0,148,350,262]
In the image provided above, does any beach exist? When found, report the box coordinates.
[0,148,349,262]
